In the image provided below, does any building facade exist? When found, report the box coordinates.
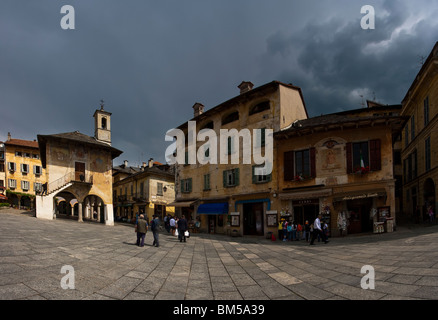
[401,42,438,223]
[113,160,175,223]
[173,81,308,236]
[275,106,407,236]
[0,141,5,189]
[35,106,123,225]
[4,133,46,209]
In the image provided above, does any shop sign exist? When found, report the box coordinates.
[342,193,378,201]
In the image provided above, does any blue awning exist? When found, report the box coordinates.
[197,202,229,215]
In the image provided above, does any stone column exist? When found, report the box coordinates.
[71,204,74,216]
[78,202,83,222]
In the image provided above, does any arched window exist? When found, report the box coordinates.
[222,111,239,126]
[249,101,270,116]
[201,121,214,130]
[101,117,107,129]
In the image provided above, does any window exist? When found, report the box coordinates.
[405,150,418,182]
[252,165,272,184]
[223,168,239,187]
[0,163,4,172]
[424,96,430,126]
[249,101,270,116]
[201,121,214,130]
[283,149,316,181]
[411,116,415,141]
[346,140,381,173]
[8,162,16,172]
[405,126,409,148]
[15,151,22,157]
[21,181,30,191]
[295,149,311,178]
[227,137,234,155]
[222,111,239,126]
[34,182,43,192]
[24,152,31,158]
[140,182,144,197]
[0,152,4,160]
[394,151,401,166]
[180,178,192,193]
[425,137,431,172]
[8,179,17,189]
[34,165,42,176]
[33,154,40,159]
[204,174,210,191]
[102,117,107,129]
[157,182,163,196]
[21,164,29,174]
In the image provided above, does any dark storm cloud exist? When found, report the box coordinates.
[1,1,437,165]
[262,0,438,115]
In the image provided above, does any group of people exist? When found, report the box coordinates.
[277,214,329,245]
[135,213,191,247]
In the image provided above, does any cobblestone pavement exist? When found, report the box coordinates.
[1,208,437,300]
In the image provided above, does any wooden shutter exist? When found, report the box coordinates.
[180,179,185,193]
[188,178,192,192]
[223,170,227,187]
[284,151,294,181]
[310,148,316,178]
[234,168,239,186]
[369,139,381,171]
[346,143,353,174]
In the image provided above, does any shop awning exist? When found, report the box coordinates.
[168,200,197,207]
[197,202,228,215]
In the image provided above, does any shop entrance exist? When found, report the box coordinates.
[243,202,264,235]
[292,200,319,225]
[347,198,373,234]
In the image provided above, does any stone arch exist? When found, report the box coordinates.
[83,194,106,223]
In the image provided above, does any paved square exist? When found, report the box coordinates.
[1,208,437,300]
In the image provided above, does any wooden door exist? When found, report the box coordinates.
[75,162,85,181]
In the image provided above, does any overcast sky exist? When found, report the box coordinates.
[1,0,437,166]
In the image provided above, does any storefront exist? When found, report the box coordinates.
[197,202,228,234]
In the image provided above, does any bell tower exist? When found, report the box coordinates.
[93,100,112,145]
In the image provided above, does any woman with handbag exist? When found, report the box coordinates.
[177,215,188,243]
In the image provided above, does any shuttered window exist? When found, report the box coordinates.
[284,151,294,181]
[223,168,239,187]
[283,148,315,181]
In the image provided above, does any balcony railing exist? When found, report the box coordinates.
[47,172,93,194]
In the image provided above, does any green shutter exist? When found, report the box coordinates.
[223,170,227,187]
[234,168,239,186]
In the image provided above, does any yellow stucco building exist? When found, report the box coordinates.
[35,105,123,225]
[113,160,175,223]
[4,133,46,209]
[401,42,438,223]
[172,81,308,236]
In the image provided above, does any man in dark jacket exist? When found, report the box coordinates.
[177,215,188,242]
[151,215,160,247]
[135,214,148,247]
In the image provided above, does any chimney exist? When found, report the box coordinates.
[142,162,147,169]
[238,81,254,94]
[148,158,154,168]
[193,103,205,118]
[123,160,128,168]
[7,132,11,141]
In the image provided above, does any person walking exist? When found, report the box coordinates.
[177,215,188,242]
[151,215,160,247]
[135,214,148,247]
[310,214,328,245]
[291,221,298,241]
[170,216,176,236]
[304,220,310,242]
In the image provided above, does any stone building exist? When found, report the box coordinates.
[274,105,407,236]
[113,159,175,223]
[35,106,122,225]
[3,133,46,209]
[172,80,308,236]
[401,42,438,223]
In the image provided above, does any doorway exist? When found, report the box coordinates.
[75,162,85,181]
[243,202,264,235]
